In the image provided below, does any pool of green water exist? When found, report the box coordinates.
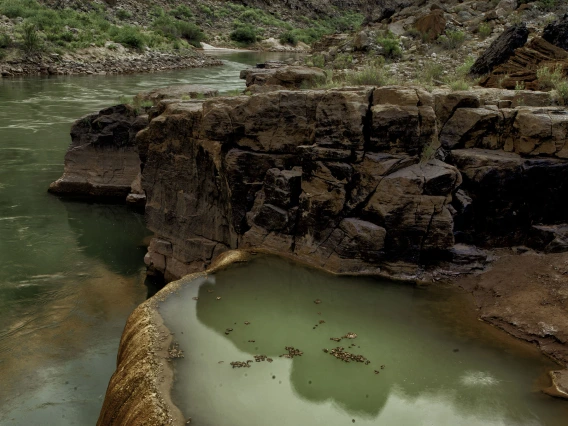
[160,255,568,426]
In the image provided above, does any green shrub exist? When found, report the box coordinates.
[0,31,11,48]
[21,22,42,53]
[439,29,466,49]
[478,23,492,38]
[111,26,145,49]
[0,0,41,19]
[170,5,193,20]
[230,26,257,45]
[279,31,297,46]
[116,9,131,21]
[176,21,204,47]
[377,32,401,59]
[538,0,557,10]
[311,54,325,68]
[332,53,354,69]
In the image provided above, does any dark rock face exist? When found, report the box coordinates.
[136,86,568,281]
[543,14,568,51]
[469,24,529,77]
[48,104,148,199]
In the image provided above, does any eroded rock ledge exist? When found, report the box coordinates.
[133,86,568,282]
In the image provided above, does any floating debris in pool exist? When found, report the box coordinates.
[230,361,251,368]
[186,418,192,424]
[248,340,255,343]
[319,320,325,324]
[226,328,233,332]
[280,346,303,358]
[192,297,198,300]
[254,355,269,362]
[314,299,322,304]
[244,321,250,325]
[381,365,385,369]
[323,348,329,353]
[344,332,357,339]
[218,361,224,364]
[168,343,184,359]
[327,346,369,364]
[216,296,222,300]
[207,289,214,293]
[374,370,380,374]
[330,337,341,342]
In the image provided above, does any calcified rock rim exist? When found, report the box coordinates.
[99,249,568,426]
[97,250,250,426]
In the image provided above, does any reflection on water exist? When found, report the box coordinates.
[160,256,568,426]
[0,51,294,424]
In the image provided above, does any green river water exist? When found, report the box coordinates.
[0,51,567,426]
[0,51,296,425]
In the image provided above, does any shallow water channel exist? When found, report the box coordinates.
[0,51,296,425]
[160,255,568,426]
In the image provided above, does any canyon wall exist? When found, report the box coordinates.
[135,86,568,282]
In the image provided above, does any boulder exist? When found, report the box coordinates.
[469,24,529,77]
[240,66,326,89]
[543,14,568,51]
[529,224,568,253]
[413,9,447,42]
[48,104,148,198]
[543,370,568,400]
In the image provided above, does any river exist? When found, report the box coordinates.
[0,51,298,425]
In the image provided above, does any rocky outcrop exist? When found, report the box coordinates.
[469,24,529,77]
[240,65,326,91]
[543,14,568,51]
[413,9,447,42]
[48,104,148,199]
[136,86,568,282]
[478,37,568,90]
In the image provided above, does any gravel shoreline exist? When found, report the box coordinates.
[0,49,223,77]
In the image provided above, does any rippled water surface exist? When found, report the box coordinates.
[161,256,568,426]
[0,51,296,425]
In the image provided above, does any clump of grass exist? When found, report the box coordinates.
[449,79,470,91]
[478,22,492,38]
[537,65,564,90]
[344,65,394,86]
[418,61,444,84]
[537,65,568,105]
[438,29,466,49]
[332,53,354,70]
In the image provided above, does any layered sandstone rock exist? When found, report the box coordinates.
[48,104,148,199]
[240,66,326,91]
[136,86,568,282]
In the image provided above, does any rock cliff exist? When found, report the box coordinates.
[130,85,568,282]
